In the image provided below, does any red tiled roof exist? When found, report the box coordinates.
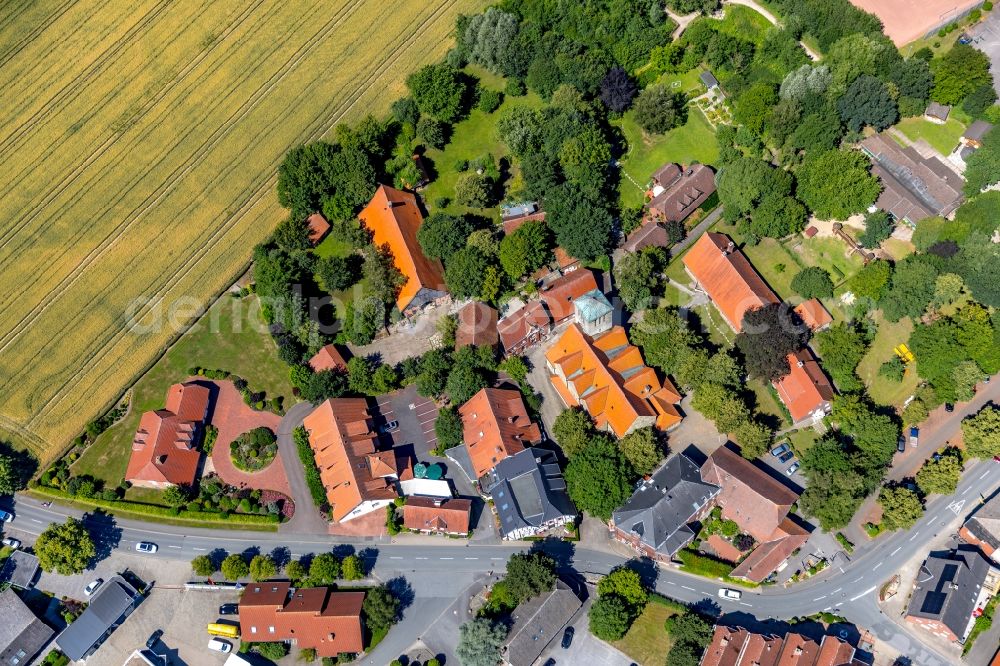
[553,247,580,271]
[308,344,348,373]
[702,626,856,666]
[239,582,364,657]
[402,497,473,534]
[502,210,546,236]
[455,301,499,348]
[731,517,809,582]
[302,399,398,522]
[794,299,833,331]
[683,233,779,331]
[540,270,599,323]
[307,213,331,245]
[460,388,541,478]
[705,534,744,563]
[773,350,835,424]
[359,185,445,312]
[497,302,551,353]
[126,383,210,486]
[701,447,798,542]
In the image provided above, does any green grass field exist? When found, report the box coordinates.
[897,116,967,156]
[857,313,920,407]
[611,601,680,666]
[0,0,484,462]
[72,294,295,484]
[709,5,774,45]
[617,107,719,208]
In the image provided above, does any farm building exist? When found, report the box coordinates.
[125,382,210,488]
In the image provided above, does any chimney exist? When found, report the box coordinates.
[433,498,443,507]
[726,241,736,254]
[797,361,805,368]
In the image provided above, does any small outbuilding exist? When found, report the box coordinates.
[924,101,951,124]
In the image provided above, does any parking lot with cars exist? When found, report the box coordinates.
[967,9,1000,95]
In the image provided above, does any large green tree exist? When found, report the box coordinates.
[504,552,556,604]
[564,436,633,520]
[791,266,834,299]
[276,141,376,220]
[614,246,667,311]
[552,407,596,458]
[735,304,810,381]
[878,486,924,531]
[916,454,962,495]
[796,149,880,220]
[618,427,663,476]
[931,44,993,106]
[814,323,867,391]
[880,257,938,322]
[964,126,1000,194]
[499,221,552,280]
[406,63,467,122]
[836,75,898,131]
[444,247,490,299]
[456,618,507,666]
[249,554,278,582]
[221,554,250,581]
[633,85,687,134]
[417,213,473,261]
[35,518,95,575]
[362,585,400,633]
[962,405,1000,458]
[588,595,633,641]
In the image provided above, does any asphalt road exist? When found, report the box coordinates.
[6,455,999,666]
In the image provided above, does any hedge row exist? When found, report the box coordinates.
[31,487,280,528]
[294,426,328,513]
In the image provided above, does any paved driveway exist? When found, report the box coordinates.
[375,385,439,457]
[537,595,633,666]
[969,10,1000,95]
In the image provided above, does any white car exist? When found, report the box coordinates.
[207,638,232,653]
[135,542,158,553]
[0,510,13,523]
[2,537,21,549]
[84,579,103,596]
[718,588,742,600]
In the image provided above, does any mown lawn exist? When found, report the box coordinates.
[897,116,967,156]
[857,313,920,407]
[750,379,790,429]
[611,601,680,666]
[742,239,801,301]
[617,108,719,208]
[787,427,822,457]
[790,236,864,286]
[73,294,296,485]
[708,5,774,45]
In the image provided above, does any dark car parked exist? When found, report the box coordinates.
[146,629,163,649]
[561,626,574,649]
[219,603,239,616]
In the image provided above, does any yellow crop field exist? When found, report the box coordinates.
[0,0,484,460]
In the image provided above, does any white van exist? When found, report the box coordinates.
[208,638,232,653]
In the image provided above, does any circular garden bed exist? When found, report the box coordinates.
[230,426,278,472]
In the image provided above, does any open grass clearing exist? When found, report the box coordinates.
[72,294,295,485]
[896,116,967,156]
[857,313,920,408]
[611,601,680,666]
[708,4,774,45]
[749,380,790,429]
[789,236,864,286]
[0,0,484,461]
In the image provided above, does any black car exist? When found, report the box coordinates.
[145,629,163,649]
[945,403,955,413]
[543,660,556,666]
[219,603,239,616]
[561,626,574,649]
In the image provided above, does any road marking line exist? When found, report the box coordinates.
[739,602,752,607]
[813,596,826,601]
[465,557,478,560]
[665,581,677,586]
[891,547,901,556]
[681,585,695,591]
[962,488,972,496]
[874,562,882,570]
[415,557,428,560]
[852,577,863,583]
[909,532,920,541]
[832,588,841,594]
[491,558,503,561]
[193,547,207,551]
[30,518,41,523]
[823,607,832,612]
[390,557,403,560]
[440,557,454,560]
[980,471,990,480]
[168,545,181,549]
[849,586,876,602]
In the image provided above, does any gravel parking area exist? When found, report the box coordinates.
[969,10,1000,95]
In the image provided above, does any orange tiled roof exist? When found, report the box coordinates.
[683,233,779,331]
[702,626,855,666]
[239,582,364,657]
[306,213,331,245]
[545,324,682,438]
[553,247,580,271]
[460,388,542,479]
[794,298,833,331]
[497,302,552,353]
[731,517,809,582]
[455,301,499,348]
[358,185,445,312]
[125,382,210,486]
[402,497,473,534]
[308,344,348,373]
[540,270,599,322]
[502,210,546,236]
[302,398,398,522]
[702,446,798,542]
[773,349,835,424]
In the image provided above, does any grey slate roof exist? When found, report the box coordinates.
[906,548,996,640]
[700,71,719,88]
[925,101,951,120]
[0,588,54,666]
[964,120,994,142]
[613,454,720,557]
[964,496,1000,553]
[57,576,139,661]
[501,580,582,666]
[482,448,577,538]
[0,550,40,589]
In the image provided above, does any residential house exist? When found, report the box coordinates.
[455,301,499,350]
[539,269,600,324]
[905,548,1000,642]
[545,324,683,438]
[302,398,410,523]
[622,219,671,254]
[962,120,994,149]
[308,344,348,373]
[573,289,613,337]
[702,446,808,583]
[500,580,582,666]
[239,581,364,657]
[860,133,964,225]
[772,349,836,427]
[682,232,780,332]
[960,495,1000,562]
[458,387,542,481]
[610,454,720,562]
[306,213,330,245]
[0,550,39,590]
[700,625,859,666]
[481,448,576,540]
[700,70,720,91]
[56,576,140,662]
[501,202,546,236]
[402,497,473,536]
[925,102,951,124]
[646,163,716,224]
[794,298,833,332]
[0,589,53,666]
[358,184,447,315]
[497,302,552,355]
[125,382,210,488]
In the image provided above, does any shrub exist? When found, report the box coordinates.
[505,78,526,96]
[231,427,277,472]
[294,426,329,513]
[254,642,289,661]
[477,88,503,112]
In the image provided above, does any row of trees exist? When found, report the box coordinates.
[191,549,367,584]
